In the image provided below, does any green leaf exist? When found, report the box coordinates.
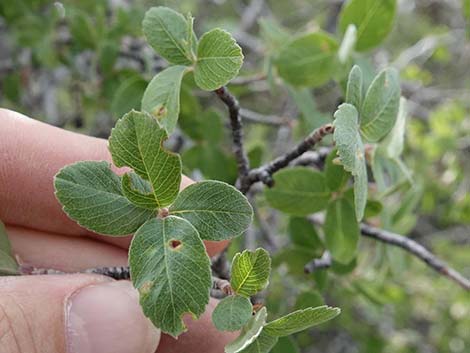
[360,68,401,142]
[264,306,340,337]
[141,65,187,134]
[345,65,363,110]
[339,0,397,51]
[275,32,339,87]
[238,331,279,353]
[324,198,360,264]
[231,248,271,298]
[0,221,19,275]
[121,173,156,210]
[225,307,267,353]
[54,161,154,236]
[129,216,211,337]
[194,28,244,91]
[294,291,324,310]
[288,217,323,250]
[212,295,253,331]
[169,181,253,241]
[333,103,368,220]
[271,337,300,353]
[265,167,330,216]
[325,149,350,192]
[109,111,182,208]
[381,97,407,159]
[142,7,195,65]
[111,74,148,117]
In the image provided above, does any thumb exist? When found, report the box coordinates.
[0,274,160,353]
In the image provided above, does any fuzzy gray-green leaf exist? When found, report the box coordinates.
[169,181,253,241]
[230,248,271,297]
[129,216,211,337]
[141,65,187,134]
[324,198,360,264]
[194,28,244,91]
[264,306,340,337]
[54,161,154,236]
[109,111,182,208]
[225,307,267,353]
[346,65,363,110]
[265,167,330,216]
[238,331,279,353]
[360,68,401,142]
[333,103,368,220]
[142,7,196,65]
[212,295,253,331]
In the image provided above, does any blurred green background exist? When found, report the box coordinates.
[0,1,469,352]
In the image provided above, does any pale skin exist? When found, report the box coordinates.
[0,108,237,353]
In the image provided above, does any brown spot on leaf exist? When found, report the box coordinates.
[139,281,154,296]
[169,239,182,250]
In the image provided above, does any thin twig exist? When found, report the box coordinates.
[304,251,332,273]
[359,223,470,291]
[239,108,289,126]
[241,124,334,193]
[308,215,470,290]
[214,86,251,178]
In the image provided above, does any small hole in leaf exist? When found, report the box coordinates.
[169,239,182,250]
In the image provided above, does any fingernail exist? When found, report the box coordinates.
[66,281,160,353]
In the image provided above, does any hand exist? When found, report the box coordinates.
[0,108,237,353]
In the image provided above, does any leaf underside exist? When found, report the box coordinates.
[194,28,244,91]
[225,307,268,353]
[109,110,182,209]
[212,295,253,331]
[54,161,154,236]
[129,216,212,337]
[169,180,253,241]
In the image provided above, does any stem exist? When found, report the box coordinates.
[304,251,332,273]
[241,124,334,193]
[308,215,470,290]
[359,223,470,291]
[214,86,250,179]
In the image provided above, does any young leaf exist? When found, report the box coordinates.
[339,0,397,51]
[129,216,211,337]
[275,32,339,87]
[109,110,182,208]
[238,331,279,353]
[360,68,401,142]
[231,248,271,298]
[324,198,360,264]
[345,65,363,110]
[225,307,267,353]
[333,103,368,220]
[54,161,154,236]
[0,221,19,275]
[142,7,196,65]
[265,167,330,216]
[194,28,244,91]
[381,97,407,159]
[212,295,253,331]
[169,181,253,241]
[263,306,340,337]
[141,65,187,134]
[325,149,350,192]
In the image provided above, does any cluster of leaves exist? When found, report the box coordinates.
[49,7,342,350]
[212,248,340,353]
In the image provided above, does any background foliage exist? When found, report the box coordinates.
[1,0,469,352]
